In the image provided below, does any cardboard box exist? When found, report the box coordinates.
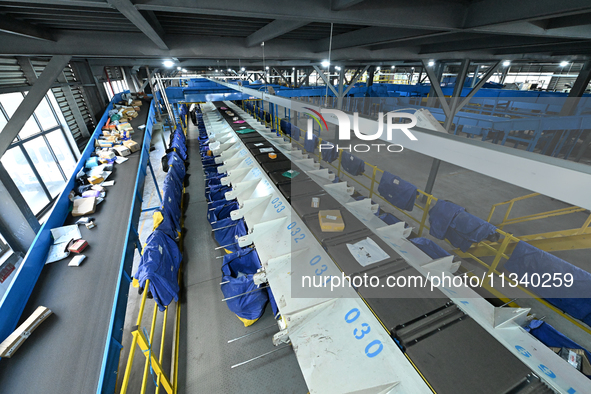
[550,347,591,375]
[88,175,104,185]
[123,140,139,153]
[318,210,345,232]
[72,197,97,216]
[0,306,52,358]
[68,239,88,253]
[117,122,133,132]
[99,150,116,160]
[132,100,142,106]
[113,145,131,157]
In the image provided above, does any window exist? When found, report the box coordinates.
[0,91,78,215]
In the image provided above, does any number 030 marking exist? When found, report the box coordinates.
[344,308,384,358]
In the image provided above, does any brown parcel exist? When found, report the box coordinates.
[123,140,139,153]
[0,306,52,358]
[113,145,131,157]
[72,197,97,216]
[318,209,345,232]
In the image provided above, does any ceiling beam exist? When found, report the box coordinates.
[368,32,482,51]
[2,30,590,62]
[495,41,591,55]
[331,0,364,11]
[0,0,110,7]
[246,19,308,47]
[546,12,591,29]
[464,0,591,28]
[471,21,591,40]
[106,0,169,50]
[0,13,54,41]
[419,36,573,54]
[134,0,464,31]
[315,27,438,51]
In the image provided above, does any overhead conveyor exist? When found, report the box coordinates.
[0,93,158,394]
[199,99,591,394]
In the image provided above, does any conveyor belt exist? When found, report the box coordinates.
[212,101,546,394]
[0,102,150,394]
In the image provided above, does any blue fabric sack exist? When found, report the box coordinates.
[428,200,465,239]
[445,211,497,252]
[221,248,268,325]
[321,141,339,163]
[213,218,247,252]
[208,201,239,224]
[304,133,318,153]
[505,241,591,325]
[377,171,417,211]
[341,151,365,175]
[134,230,182,311]
[410,237,451,259]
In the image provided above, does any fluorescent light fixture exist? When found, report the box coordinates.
[177,66,181,70]
[265,66,269,69]
[503,60,511,67]
[163,60,175,68]
[228,68,231,72]
[292,67,295,70]
[560,61,569,67]
[391,65,395,69]
[376,66,380,70]
[321,60,330,67]
[335,66,341,70]
[215,69,219,72]
[428,60,435,67]
[182,69,187,72]
[241,67,245,71]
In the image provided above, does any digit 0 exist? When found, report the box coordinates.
[345,308,360,323]
[365,340,383,358]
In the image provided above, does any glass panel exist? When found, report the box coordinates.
[1,147,49,214]
[0,92,24,116]
[46,129,76,177]
[0,92,41,139]
[34,96,58,130]
[0,112,6,133]
[23,137,65,198]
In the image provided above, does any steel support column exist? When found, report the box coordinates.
[0,162,39,253]
[337,67,345,110]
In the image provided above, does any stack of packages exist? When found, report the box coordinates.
[199,107,279,327]
[98,93,142,154]
[132,122,187,312]
[69,96,147,216]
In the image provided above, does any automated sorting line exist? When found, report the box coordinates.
[205,99,591,394]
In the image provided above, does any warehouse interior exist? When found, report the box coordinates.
[1,1,591,393]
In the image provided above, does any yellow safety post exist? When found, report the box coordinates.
[368,165,378,199]
[417,194,436,237]
[120,279,150,394]
[140,304,159,394]
[154,307,168,394]
[336,150,343,179]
